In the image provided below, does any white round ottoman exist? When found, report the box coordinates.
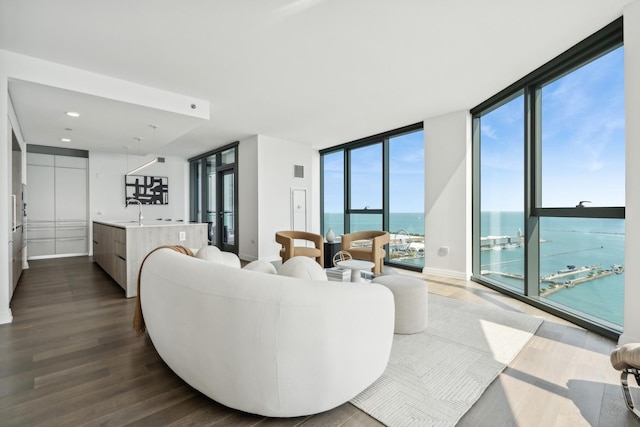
[372,275,428,334]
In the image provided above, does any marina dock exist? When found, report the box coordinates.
[481,263,624,296]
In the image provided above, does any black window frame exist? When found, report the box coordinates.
[320,122,424,272]
[188,142,239,254]
[471,18,624,339]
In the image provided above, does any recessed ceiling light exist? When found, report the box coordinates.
[60,138,71,142]
[66,111,80,117]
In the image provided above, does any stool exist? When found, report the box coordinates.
[611,343,640,420]
[372,275,428,334]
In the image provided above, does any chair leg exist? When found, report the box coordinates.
[620,368,640,420]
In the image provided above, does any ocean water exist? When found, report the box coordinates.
[481,211,624,326]
[324,213,425,237]
[324,211,624,326]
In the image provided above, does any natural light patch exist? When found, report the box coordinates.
[479,319,538,364]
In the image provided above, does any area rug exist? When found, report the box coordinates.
[350,294,544,426]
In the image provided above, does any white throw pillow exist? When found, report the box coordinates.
[195,245,224,264]
[278,256,328,281]
[243,260,277,274]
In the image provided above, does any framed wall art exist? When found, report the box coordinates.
[125,175,169,205]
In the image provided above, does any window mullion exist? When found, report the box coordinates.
[383,138,390,234]
[524,86,540,298]
[344,148,350,234]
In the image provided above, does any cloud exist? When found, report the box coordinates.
[481,124,497,139]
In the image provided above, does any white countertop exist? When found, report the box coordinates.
[93,219,205,228]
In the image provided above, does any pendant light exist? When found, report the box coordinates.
[126,125,165,176]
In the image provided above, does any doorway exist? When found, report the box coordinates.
[190,143,238,255]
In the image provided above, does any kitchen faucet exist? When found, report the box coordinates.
[126,199,143,225]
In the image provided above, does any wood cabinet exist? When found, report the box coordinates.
[93,221,207,297]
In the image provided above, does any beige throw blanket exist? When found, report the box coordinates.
[133,245,194,336]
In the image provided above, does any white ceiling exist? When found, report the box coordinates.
[0,0,632,158]
[8,79,205,155]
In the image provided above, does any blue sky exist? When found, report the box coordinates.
[324,46,625,215]
[481,46,625,211]
[323,130,424,213]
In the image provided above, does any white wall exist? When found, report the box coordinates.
[620,1,640,345]
[238,135,259,261]
[423,110,472,279]
[8,95,27,277]
[237,134,316,263]
[89,152,189,253]
[90,152,189,222]
[256,135,316,263]
[0,52,12,323]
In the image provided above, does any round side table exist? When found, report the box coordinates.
[336,259,375,282]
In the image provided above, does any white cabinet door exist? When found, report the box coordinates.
[55,167,87,221]
[27,154,88,258]
[26,164,55,221]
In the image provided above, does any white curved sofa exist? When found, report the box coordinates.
[140,248,395,417]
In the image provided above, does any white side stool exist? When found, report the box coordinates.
[372,275,428,334]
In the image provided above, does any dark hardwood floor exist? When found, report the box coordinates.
[0,256,381,427]
[2,256,639,426]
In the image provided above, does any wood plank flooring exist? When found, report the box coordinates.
[1,256,638,426]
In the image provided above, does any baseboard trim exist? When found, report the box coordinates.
[0,308,13,325]
[618,333,640,346]
[421,267,467,281]
[238,253,258,262]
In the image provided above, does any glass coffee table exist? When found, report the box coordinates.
[336,259,375,282]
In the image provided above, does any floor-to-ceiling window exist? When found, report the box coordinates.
[472,18,624,337]
[349,143,383,232]
[388,130,425,268]
[478,93,525,292]
[189,142,239,254]
[322,151,345,236]
[321,123,424,271]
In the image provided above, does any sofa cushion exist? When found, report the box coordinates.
[278,256,328,281]
[220,252,241,268]
[243,260,277,274]
[195,245,241,268]
[195,245,224,264]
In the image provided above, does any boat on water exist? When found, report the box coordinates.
[557,265,577,274]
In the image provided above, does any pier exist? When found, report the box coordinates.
[481,263,624,296]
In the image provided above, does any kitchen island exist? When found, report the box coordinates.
[93,220,208,298]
